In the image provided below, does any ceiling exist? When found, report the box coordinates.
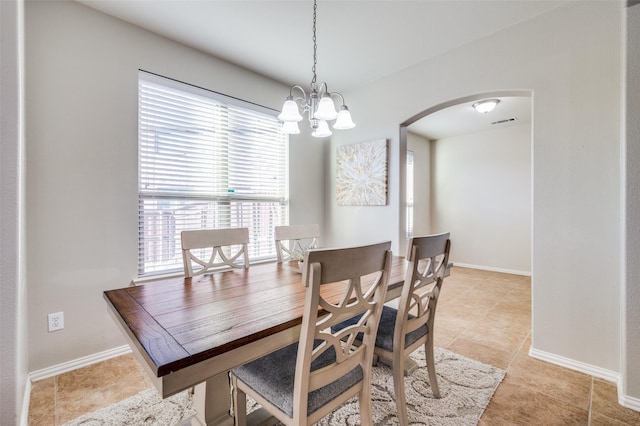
[409,96,531,140]
[76,0,557,138]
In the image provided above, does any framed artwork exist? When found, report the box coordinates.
[336,139,388,206]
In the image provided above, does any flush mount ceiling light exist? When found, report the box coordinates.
[472,99,500,113]
[278,0,355,138]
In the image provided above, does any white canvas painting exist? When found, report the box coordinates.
[336,139,388,206]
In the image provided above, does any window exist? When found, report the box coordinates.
[406,150,414,238]
[138,71,289,276]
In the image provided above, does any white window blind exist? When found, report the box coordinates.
[138,71,289,276]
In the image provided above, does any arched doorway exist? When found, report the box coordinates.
[398,90,532,275]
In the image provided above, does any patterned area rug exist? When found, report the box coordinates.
[61,389,195,426]
[62,347,504,426]
[312,347,505,425]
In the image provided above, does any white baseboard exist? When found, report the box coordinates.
[529,347,619,383]
[531,347,640,411]
[452,262,531,277]
[29,345,132,382]
[22,345,132,426]
[19,379,31,426]
[619,390,640,411]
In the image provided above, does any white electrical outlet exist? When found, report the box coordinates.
[48,312,64,332]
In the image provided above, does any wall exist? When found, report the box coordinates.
[288,122,328,239]
[431,123,531,274]
[624,1,640,403]
[21,0,639,407]
[1,0,27,423]
[406,132,431,238]
[328,0,626,395]
[24,0,325,371]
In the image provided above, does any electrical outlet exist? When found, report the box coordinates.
[48,312,64,332]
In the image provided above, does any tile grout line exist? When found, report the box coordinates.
[506,284,530,372]
[587,376,594,425]
[54,375,59,426]
[504,328,531,373]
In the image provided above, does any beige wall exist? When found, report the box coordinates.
[406,132,431,238]
[327,0,630,400]
[24,0,325,371]
[624,2,640,402]
[15,0,640,414]
[431,123,531,274]
[1,0,27,422]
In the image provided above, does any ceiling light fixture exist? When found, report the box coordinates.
[278,0,355,138]
[472,99,500,114]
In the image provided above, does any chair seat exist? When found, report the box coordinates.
[333,306,428,351]
[231,341,363,418]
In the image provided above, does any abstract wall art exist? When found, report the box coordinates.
[336,139,388,206]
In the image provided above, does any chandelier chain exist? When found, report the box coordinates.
[311,0,317,86]
[278,0,355,136]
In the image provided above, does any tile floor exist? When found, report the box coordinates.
[28,267,640,425]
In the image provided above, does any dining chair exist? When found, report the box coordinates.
[180,227,250,277]
[274,224,320,263]
[377,232,450,423]
[332,232,451,426]
[230,241,392,425]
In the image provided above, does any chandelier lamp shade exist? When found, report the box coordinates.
[278,0,356,138]
[472,99,500,113]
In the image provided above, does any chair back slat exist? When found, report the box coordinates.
[182,228,249,249]
[181,228,250,277]
[397,232,450,349]
[407,232,450,282]
[300,243,388,286]
[274,224,320,262]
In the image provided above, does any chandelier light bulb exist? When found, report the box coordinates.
[278,98,303,122]
[314,95,339,121]
[333,106,356,130]
[282,120,301,135]
[311,120,332,138]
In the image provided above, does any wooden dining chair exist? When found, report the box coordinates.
[230,241,392,425]
[180,227,250,277]
[332,232,450,426]
[274,224,320,263]
[376,233,450,425]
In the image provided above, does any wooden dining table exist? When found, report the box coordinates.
[104,256,408,426]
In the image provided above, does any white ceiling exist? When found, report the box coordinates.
[409,96,532,140]
[76,0,558,138]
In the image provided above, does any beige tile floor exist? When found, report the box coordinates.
[28,267,640,425]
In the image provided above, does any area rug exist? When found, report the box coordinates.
[62,347,504,426]
[311,347,505,425]
[61,389,195,426]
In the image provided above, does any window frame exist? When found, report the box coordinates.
[137,70,289,277]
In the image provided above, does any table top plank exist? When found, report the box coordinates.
[103,288,190,376]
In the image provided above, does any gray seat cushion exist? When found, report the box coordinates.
[231,340,363,418]
[332,306,428,351]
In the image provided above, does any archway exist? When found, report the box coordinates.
[398,90,532,273]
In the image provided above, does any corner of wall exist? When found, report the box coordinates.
[1,0,28,424]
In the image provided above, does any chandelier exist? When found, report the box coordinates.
[278,0,356,138]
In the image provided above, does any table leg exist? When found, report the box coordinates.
[403,357,420,375]
[193,372,234,426]
[376,355,420,376]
